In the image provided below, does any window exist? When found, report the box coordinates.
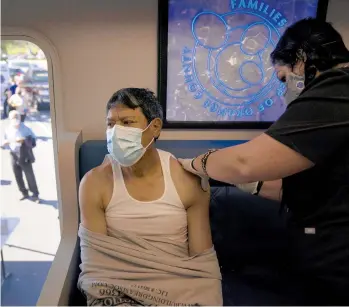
[1,40,60,306]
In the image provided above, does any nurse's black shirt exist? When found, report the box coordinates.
[265,68,349,284]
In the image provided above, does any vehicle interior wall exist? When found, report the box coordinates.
[2,0,349,138]
[1,0,349,304]
[3,0,349,140]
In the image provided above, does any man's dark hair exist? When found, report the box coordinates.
[106,88,163,123]
[271,18,349,83]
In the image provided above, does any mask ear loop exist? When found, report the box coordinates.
[288,49,306,77]
[141,120,156,149]
[142,119,161,141]
[296,49,306,62]
[141,121,153,133]
[296,47,317,86]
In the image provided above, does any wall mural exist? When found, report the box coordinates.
[163,0,321,125]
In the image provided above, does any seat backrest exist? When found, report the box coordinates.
[78,140,246,180]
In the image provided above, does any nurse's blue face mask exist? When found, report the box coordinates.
[284,72,305,105]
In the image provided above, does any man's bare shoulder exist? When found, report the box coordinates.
[170,156,200,186]
[170,156,210,208]
[79,157,113,208]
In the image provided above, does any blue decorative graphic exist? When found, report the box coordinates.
[166,0,320,122]
[192,12,230,50]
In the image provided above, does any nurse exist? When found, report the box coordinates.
[180,18,349,305]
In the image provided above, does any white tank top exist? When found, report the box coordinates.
[105,149,188,254]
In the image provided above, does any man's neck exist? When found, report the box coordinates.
[122,147,161,178]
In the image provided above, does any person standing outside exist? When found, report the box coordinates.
[8,85,29,122]
[1,110,40,203]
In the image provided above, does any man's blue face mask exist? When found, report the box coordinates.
[106,122,154,167]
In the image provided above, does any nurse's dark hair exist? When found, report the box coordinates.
[271,18,349,83]
[106,88,163,123]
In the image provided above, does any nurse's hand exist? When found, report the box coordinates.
[178,158,210,192]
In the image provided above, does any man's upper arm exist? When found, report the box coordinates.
[186,174,212,256]
[170,157,213,256]
[79,169,107,234]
